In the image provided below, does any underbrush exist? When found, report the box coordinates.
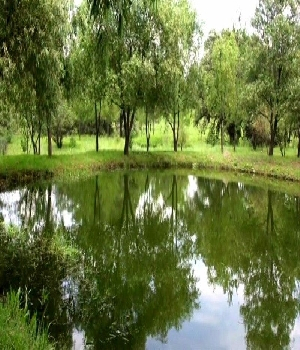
[0,291,52,350]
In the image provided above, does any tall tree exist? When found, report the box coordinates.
[155,0,200,152]
[0,0,69,157]
[204,32,240,153]
[250,0,300,156]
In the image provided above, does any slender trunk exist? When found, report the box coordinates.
[176,109,180,151]
[119,111,124,138]
[220,118,224,154]
[124,134,130,155]
[298,128,300,158]
[233,125,236,152]
[123,109,129,155]
[172,111,178,152]
[38,120,41,155]
[123,107,135,156]
[31,134,37,155]
[38,134,41,155]
[145,109,150,152]
[47,126,52,157]
[268,112,277,156]
[173,127,178,152]
[95,101,99,152]
[26,131,29,154]
[269,130,275,156]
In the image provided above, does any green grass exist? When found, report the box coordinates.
[0,291,52,350]
[1,132,300,190]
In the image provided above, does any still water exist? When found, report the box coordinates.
[0,172,300,350]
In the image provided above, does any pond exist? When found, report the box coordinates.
[0,172,300,350]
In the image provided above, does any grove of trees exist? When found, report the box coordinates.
[1,0,300,157]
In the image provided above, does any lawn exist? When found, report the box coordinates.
[0,132,299,191]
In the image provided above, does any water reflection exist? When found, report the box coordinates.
[0,173,300,349]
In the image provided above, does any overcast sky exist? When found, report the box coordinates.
[190,0,259,36]
[74,0,259,36]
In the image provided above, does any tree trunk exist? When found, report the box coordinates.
[220,118,224,154]
[173,129,178,152]
[123,107,135,156]
[269,129,275,156]
[38,120,42,155]
[47,126,52,157]
[26,131,29,154]
[298,128,300,158]
[233,125,236,152]
[95,101,99,152]
[172,110,179,152]
[38,134,41,155]
[119,111,124,138]
[124,134,130,156]
[145,109,150,152]
[268,113,277,156]
[31,133,38,155]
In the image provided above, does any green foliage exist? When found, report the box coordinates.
[206,125,219,146]
[249,0,300,155]
[69,136,77,149]
[0,290,53,350]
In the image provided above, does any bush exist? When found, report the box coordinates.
[134,134,166,149]
[206,126,219,146]
[0,290,53,350]
[0,137,8,155]
[69,136,77,149]
[178,127,187,151]
[21,137,28,153]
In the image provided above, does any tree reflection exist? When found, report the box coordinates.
[194,179,300,349]
[73,173,199,349]
[1,173,300,349]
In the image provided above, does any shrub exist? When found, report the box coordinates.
[206,126,219,146]
[0,137,8,155]
[69,136,77,149]
[0,290,53,350]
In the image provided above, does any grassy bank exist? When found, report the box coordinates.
[0,146,300,190]
[0,291,52,350]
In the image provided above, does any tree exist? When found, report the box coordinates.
[70,3,113,152]
[0,0,69,157]
[204,32,240,153]
[155,0,200,152]
[52,100,75,149]
[250,0,300,156]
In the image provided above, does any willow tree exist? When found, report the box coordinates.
[86,0,160,155]
[70,3,113,152]
[0,0,68,157]
[204,32,240,153]
[154,0,200,152]
[250,0,300,156]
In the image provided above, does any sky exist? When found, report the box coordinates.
[189,0,259,37]
[75,0,260,36]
